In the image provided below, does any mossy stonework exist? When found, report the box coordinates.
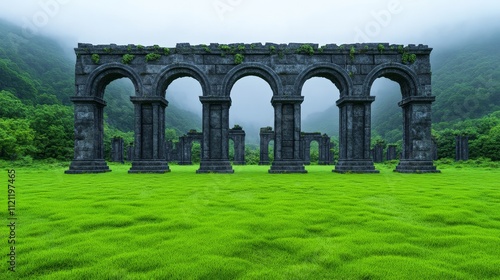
[66,42,439,174]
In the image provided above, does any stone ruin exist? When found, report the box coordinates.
[65,42,439,174]
[455,135,469,161]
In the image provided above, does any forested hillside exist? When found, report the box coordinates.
[0,19,200,161]
[0,20,73,105]
[302,33,500,160]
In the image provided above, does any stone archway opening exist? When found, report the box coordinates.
[365,65,438,173]
[103,78,135,163]
[163,77,203,166]
[301,77,339,135]
[229,76,274,165]
[370,77,403,163]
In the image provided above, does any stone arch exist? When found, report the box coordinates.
[360,62,438,173]
[295,63,353,97]
[362,63,420,98]
[154,63,211,97]
[86,63,143,98]
[222,63,282,97]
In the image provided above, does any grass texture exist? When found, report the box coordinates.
[1,163,500,279]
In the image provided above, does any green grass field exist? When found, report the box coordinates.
[1,162,500,279]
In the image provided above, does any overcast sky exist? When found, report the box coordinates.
[1,0,499,133]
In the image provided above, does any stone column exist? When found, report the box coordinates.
[302,136,311,165]
[395,97,440,173]
[386,145,398,161]
[328,140,335,165]
[165,141,173,161]
[455,136,469,161]
[432,138,438,161]
[319,134,331,165]
[111,137,124,163]
[66,97,110,174]
[177,136,192,165]
[259,127,274,165]
[128,96,170,173]
[335,96,378,173]
[127,143,134,161]
[269,96,306,173]
[197,96,234,173]
[373,144,384,163]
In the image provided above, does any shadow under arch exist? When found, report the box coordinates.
[154,63,211,97]
[86,63,143,98]
[222,63,282,97]
[362,63,420,98]
[295,63,353,97]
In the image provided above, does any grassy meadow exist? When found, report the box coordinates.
[1,161,500,279]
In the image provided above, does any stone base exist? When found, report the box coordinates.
[334,160,379,173]
[65,160,111,174]
[233,161,246,165]
[128,160,170,173]
[259,161,271,165]
[395,160,440,173]
[269,160,307,173]
[197,160,234,173]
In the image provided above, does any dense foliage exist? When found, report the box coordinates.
[303,35,500,161]
[0,20,200,161]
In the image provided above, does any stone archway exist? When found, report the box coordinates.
[300,133,334,165]
[363,63,438,173]
[66,42,438,174]
[66,63,143,174]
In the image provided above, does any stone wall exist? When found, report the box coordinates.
[66,42,439,174]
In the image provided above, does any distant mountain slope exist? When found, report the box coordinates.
[0,19,73,104]
[103,80,201,134]
[302,105,339,138]
[432,34,500,123]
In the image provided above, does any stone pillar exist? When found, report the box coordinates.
[197,96,234,173]
[111,137,124,163]
[455,136,469,161]
[395,97,439,173]
[165,141,173,161]
[386,145,398,161]
[259,127,274,165]
[177,136,192,165]
[128,96,170,173]
[335,96,378,173]
[373,144,384,163]
[230,129,246,165]
[432,138,438,161]
[318,134,332,165]
[127,143,134,161]
[269,96,306,173]
[302,136,311,165]
[66,97,110,174]
[329,140,335,165]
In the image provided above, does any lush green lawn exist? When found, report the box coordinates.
[1,162,500,279]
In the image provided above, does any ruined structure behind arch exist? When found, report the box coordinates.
[66,42,439,174]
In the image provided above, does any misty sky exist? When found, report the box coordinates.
[1,0,499,133]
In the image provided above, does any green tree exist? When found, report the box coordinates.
[29,105,74,160]
[0,118,35,159]
[0,90,29,118]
